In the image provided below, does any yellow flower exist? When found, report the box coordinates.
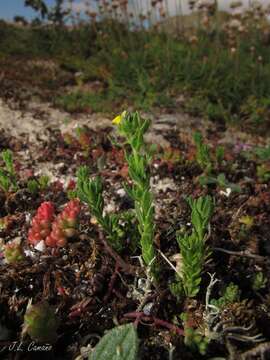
[112,114,122,125]
[112,111,126,125]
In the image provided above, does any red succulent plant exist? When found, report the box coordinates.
[28,200,81,248]
[45,199,81,248]
[28,202,55,246]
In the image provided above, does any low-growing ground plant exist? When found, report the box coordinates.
[199,173,241,193]
[252,272,267,292]
[193,133,241,192]
[74,111,157,277]
[215,145,225,165]
[241,144,270,183]
[76,166,124,252]
[210,282,241,309]
[0,149,18,193]
[3,238,25,264]
[257,164,270,182]
[23,301,59,343]
[171,195,214,298]
[179,273,264,357]
[112,111,157,276]
[254,145,270,161]
[193,131,212,174]
[27,175,50,194]
[27,179,40,194]
[180,312,210,356]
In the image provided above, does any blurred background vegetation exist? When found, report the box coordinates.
[1,0,270,131]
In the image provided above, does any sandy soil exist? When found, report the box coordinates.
[0,98,267,149]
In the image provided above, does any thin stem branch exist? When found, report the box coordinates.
[99,231,143,276]
[213,247,267,262]
[124,312,184,335]
[103,263,120,302]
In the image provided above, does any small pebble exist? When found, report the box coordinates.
[116,188,126,197]
[143,302,154,316]
[34,240,46,252]
[219,187,232,197]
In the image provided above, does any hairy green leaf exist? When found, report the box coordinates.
[89,323,138,360]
